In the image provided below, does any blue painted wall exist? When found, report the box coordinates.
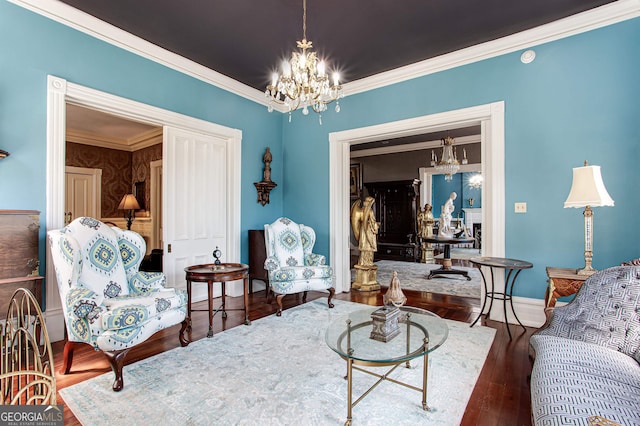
[282,18,640,300]
[0,1,283,284]
[1,0,638,303]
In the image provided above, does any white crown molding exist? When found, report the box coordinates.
[342,0,640,96]
[66,127,162,151]
[11,0,640,110]
[351,134,480,158]
[8,0,270,107]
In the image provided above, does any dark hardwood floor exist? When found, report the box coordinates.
[52,264,535,425]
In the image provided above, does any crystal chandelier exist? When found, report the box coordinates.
[265,0,343,124]
[430,136,467,181]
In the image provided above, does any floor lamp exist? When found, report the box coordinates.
[118,194,141,230]
[564,161,614,276]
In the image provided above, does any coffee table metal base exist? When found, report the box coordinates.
[341,318,430,426]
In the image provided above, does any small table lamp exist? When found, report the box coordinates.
[118,193,141,230]
[564,161,614,276]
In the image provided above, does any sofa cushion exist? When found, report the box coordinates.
[530,335,640,425]
[537,266,640,361]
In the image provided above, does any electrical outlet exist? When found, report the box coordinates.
[515,202,527,213]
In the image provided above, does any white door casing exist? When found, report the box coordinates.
[329,102,505,296]
[46,75,242,342]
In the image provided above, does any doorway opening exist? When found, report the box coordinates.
[329,102,505,294]
[45,75,242,342]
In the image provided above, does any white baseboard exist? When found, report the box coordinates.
[44,307,66,343]
[485,296,566,329]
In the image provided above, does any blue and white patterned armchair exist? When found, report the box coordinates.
[264,217,335,316]
[48,217,189,391]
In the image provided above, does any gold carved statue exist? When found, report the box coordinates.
[350,196,380,291]
[417,203,435,263]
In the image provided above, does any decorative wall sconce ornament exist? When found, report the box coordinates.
[0,149,9,159]
[468,173,483,189]
[254,147,277,206]
[117,193,141,230]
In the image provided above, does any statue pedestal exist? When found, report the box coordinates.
[420,241,435,264]
[352,264,380,292]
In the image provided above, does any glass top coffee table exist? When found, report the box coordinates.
[325,306,449,425]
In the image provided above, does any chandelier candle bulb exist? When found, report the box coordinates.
[318,61,325,76]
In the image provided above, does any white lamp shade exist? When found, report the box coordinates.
[564,165,614,208]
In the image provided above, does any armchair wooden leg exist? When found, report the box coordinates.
[267,284,273,303]
[179,318,190,347]
[61,340,75,374]
[104,349,130,392]
[327,287,335,309]
[275,294,285,316]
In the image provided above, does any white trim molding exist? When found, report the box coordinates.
[10,0,640,111]
[329,102,505,294]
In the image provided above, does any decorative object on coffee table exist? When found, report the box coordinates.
[383,271,407,307]
[370,305,401,342]
[254,147,277,206]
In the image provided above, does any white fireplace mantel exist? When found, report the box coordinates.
[462,208,482,230]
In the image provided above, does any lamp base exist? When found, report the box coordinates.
[576,266,597,276]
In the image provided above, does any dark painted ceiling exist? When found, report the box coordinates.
[58,0,615,91]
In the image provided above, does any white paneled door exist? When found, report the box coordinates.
[65,166,102,225]
[163,126,227,300]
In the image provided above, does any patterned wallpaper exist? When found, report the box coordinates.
[132,143,162,212]
[66,142,162,217]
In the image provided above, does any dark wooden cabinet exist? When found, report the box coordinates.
[0,210,43,319]
[248,229,269,294]
[365,180,421,262]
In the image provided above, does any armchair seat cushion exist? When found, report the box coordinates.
[271,265,333,283]
[100,288,186,331]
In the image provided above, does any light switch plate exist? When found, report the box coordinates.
[515,202,527,213]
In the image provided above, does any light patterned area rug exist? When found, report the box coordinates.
[60,299,495,426]
[372,260,482,299]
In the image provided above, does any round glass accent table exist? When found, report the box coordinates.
[325,306,448,425]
